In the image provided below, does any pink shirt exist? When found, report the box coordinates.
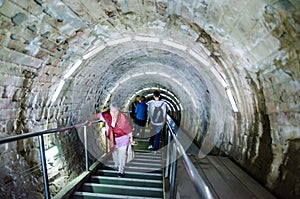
[97,112,130,148]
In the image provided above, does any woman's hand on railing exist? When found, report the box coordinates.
[86,120,92,126]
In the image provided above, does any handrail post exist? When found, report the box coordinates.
[38,135,50,199]
[83,126,88,171]
[170,142,177,199]
[165,126,171,178]
[105,131,108,154]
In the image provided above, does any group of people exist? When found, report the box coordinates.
[86,90,167,177]
[131,91,167,151]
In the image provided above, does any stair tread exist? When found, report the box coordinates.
[132,158,162,162]
[108,160,161,165]
[105,165,162,172]
[91,176,163,183]
[83,182,163,191]
[73,191,162,199]
[98,169,163,176]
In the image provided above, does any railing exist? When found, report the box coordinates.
[165,115,214,199]
[0,120,103,199]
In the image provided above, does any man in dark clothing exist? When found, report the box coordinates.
[134,96,148,138]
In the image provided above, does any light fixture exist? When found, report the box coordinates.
[162,40,187,51]
[159,73,171,78]
[64,60,83,79]
[226,89,239,112]
[109,84,119,94]
[134,36,159,43]
[107,37,132,46]
[145,71,158,75]
[119,76,131,84]
[131,73,144,77]
[83,45,105,60]
[210,67,228,88]
[50,80,65,105]
[188,49,210,66]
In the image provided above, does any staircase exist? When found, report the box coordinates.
[70,149,164,199]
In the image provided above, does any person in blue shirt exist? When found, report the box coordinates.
[134,96,148,138]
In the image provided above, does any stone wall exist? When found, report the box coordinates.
[0,0,299,198]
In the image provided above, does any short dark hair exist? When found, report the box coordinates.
[153,90,160,97]
[140,96,146,102]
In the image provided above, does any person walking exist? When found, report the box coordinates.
[134,96,148,138]
[147,91,167,152]
[86,102,134,177]
[130,95,140,122]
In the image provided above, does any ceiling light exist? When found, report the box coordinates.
[188,49,210,66]
[135,36,159,43]
[210,67,228,88]
[131,73,144,77]
[162,40,187,51]
[226,89,239,112]
[145,72,158,75]
[64,60,83,79]
[160,73,171,78]
[50,80,65,104]
[107,37,132,46]
[83,45,105,60]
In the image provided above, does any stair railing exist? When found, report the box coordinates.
[0,120,102,199]
[165,115,214,199]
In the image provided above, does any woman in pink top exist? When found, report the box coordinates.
[87,102,133,177]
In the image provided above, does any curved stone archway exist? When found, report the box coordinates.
[0,0,299,198]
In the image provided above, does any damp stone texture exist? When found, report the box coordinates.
[0,0,299,198]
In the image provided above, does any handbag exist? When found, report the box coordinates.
[126,143,134,163]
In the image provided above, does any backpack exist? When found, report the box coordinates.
[152,103,164,123]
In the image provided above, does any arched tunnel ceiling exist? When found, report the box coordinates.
[7,0,294,146]
[75,46,211,110]
[0,0,298,140]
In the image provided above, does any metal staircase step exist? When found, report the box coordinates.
[71,147,164,199]
[96,169,162,180]
[88,176,163,188]
[135,152,162,158]
[78,183,163,198]
[132,157,162,162]
[107,160,162,167]
[72,191,163,199]
[105,164,162,173]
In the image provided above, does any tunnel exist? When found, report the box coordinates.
[0,0,299,198]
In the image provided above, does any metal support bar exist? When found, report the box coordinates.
[83,126,88,171]
[166,115,214,199]
[169,142,177,199]
[38,135,50,199]
[105,131,108,154]
[165,127,171,178]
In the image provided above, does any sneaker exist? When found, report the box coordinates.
[117,172,125,177]
[148,145,153,149]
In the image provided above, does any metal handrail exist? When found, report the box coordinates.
[0,120,101,199]
[165,115,214,199]
[0,121,92,144]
